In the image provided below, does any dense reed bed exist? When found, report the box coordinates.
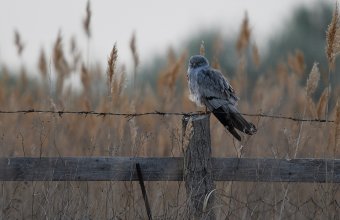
[0,2,339,219]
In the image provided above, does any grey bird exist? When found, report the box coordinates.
[187,55,257,141]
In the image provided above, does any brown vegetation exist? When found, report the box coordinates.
[0,3,339,220]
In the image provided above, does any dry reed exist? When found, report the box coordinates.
[158,52,186,92]
[53,32,69,76]
[38,49,48,79]
[288,50,305,76]
[14,30,24,56]
[306,62,320,97]
[317,86,331,119]
[0,2,339,219]
[200,40,205,56]
[81,63,91,94]
[83,0,92,38]
[70,37,82,70]
[236,12,251,54]
[325,2,340,120]
[130,32,139,85]
[53,32,70,97]
[326,2,340,70]
[117,65,126,98]
[252,43,260,68]
[106,43,118,93]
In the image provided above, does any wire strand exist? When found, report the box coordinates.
[0,109,335,123]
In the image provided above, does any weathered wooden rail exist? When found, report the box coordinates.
[0,157,340,182]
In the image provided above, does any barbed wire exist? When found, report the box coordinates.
[0,109,335,123]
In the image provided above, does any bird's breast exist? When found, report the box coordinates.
[188,71,204,106]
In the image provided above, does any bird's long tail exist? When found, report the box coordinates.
[212,106,257,141]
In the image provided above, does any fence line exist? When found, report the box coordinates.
[0,109,335,123]
[0,112,337,219]
[1,157,340,182]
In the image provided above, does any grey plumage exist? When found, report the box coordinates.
[187,55,256,141]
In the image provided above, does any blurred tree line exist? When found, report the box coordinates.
[1,2,337,99]
[139,2,337,93]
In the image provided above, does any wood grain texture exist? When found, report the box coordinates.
[183,114,215,219]
[0,157,182,181]
[0,157,339,182]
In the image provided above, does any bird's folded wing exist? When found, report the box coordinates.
[196,68,238,109]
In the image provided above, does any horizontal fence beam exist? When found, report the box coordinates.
[0,157,339,182]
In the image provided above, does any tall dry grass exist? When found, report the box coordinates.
[0,3,339,219]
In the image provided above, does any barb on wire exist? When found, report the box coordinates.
[241,113,334,123]
[0,109,335,123]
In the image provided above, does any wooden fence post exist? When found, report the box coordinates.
[182,114,216,220]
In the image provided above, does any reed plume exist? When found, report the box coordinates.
[200,40,205,56]
[106,43,118,95]
[70,37,81,70]
[252,43,260,69]
[158,52,186,97]
[53,32,69,75]
[325,2,340,120]
[306,63,320,97]
[81,63,91,93]
[317,86,331,119]
[83,0,92,38]
[117,65,126,98]
[14,30,24,57]
[326,2,340,70]
[38,48,47,79]
[53,32,70,96]
[236,12,251,54]
[167,53,186,90]
[130,32,139,85]
[288,50,305,76]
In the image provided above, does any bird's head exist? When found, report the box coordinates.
[188,55,209,70]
